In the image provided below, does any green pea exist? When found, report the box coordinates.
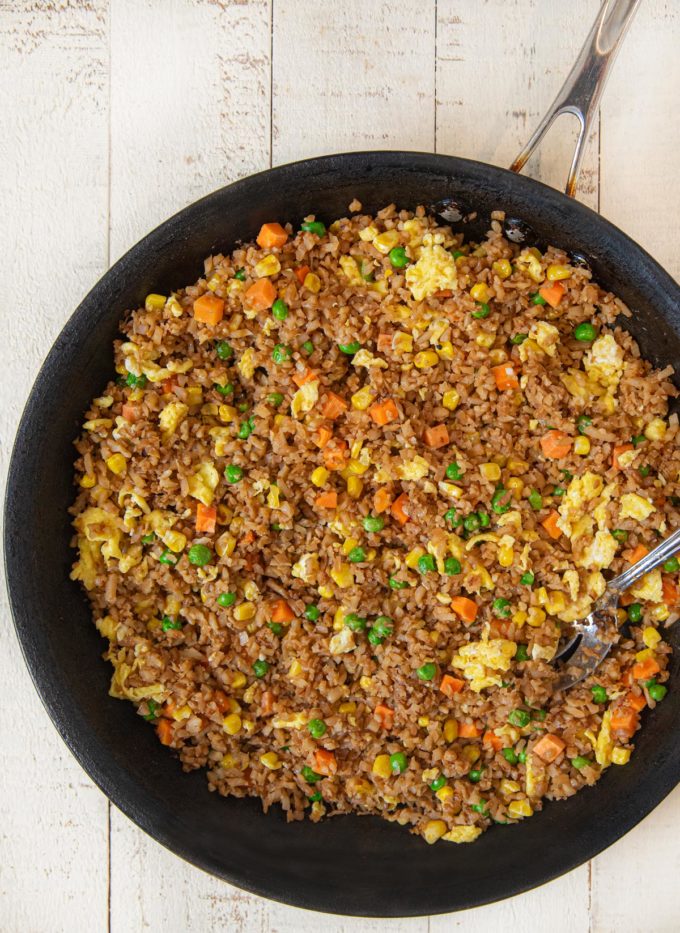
[515,644,529,662]
[561,469,573,481]
[444,507,461,527]
[577,414,592,434]
[143,699,159,722]
[308,718,327,738]
[520,572,535,586]
[363,515,385,533]
[491,488,510,514]
[471,801,488,815]
[232,268,246,281]
[159,548,178,566]
[463,513,481,532]
[638,465,651,477]
[301,765,324,783]
[444,557,462,575]
[663,557,679,573]
[511,333,528,345]
[472,303,491,319]
[417,553,437,574]
[267,391,284,407]
[301,340,314,355]
[389,752,408,775]
[573,322,598,342]
[478,511,490,528]
[272,298,289,320]
[528,489,543,510]
[631,434,646,448]
[344,613,367,632]
[518,750,528,764]
[592,685,608,703]
[389,246,409,268]
[304,604,320,622]
[215,382,234,396]
[552,486,565,497]
[188,544,212,567]
[217,592,236,608]
[252,659,269,678]
[348,546,366,563]
[225,464,243,484]
[215,340,234,360]
[445,462,463,481]
[530,708,547,721]
[338,341,362,355]
[417,662,437,681]
[468,769,483,783]
[372,616,393,639]
[161,616,182,632]
[530,293,546,305]
[430,775,447,792]
[389,576,410,590]
[126,372,148,389]
[267,622,283,636]
[141,533,156,545]
[367,629,386,646]
[301,220,326,236]
[452,250,464,260]
[648,682,668,702]
[238,417,255,440]
[271,523,282,531]
[571,756,591,770]
[627,603,642,623]
[492,597,511,618]
[272,343,292,364]
[508,709,530,728]
[307,791,322,802]
[502,747,518,765]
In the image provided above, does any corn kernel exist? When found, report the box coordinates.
[359,224,379,242]
[462,745,481,764]
[489,348,508,366]
[512,610,527,627]
[490,259,511,280]
[600,394,616,415]
[339,701,356,714]
[222,713,242,735]
[644,417,667,441]
[393,331,414,353]
[418,716,430,727]
[373,230,400,254]
[267,485,280,508]
[526,607,546,627]
[546,264,572,281]
[444,719,459,742]
[423,820,448,845]
[535,587,548,606]
[498,543,514,568]
[221,753,236,769]
[372,754,392,778]
[440,482,463,500]
[185,386,203,407]
[79,473,96,488]
[330,564,353,588]
[360,675,373,690]
[414,349,439,370]
[254,254,281,277]
[167,295,183,317]
[318,584,333,598]
[506,477,524,498]
[436,785,454,802]
[288,659,303,678]
[475,331,495,349]
[145,293,167,311]
[351,385,376,410]
[643,626,663,652]
[234,602,256,622]
[231,672,247,689]
[507,458,529,475]
[216,532,237,558]
[611,747,631,765]
[405,546,426,569]
[508,798,533,819]
[260,752,282,770]
[470,282,490,303]
[438,341,456,361]
[206,275,221,292]
[546,590,567,614]
[163,529,187,553]
[219,404,237,423]
[635,648,654,663]
[480,462,501,482]
[311,467,329,488]
[341,537,359,557]
[500,779,521,795]
[650,603,670,622]
[574,435,591,456]
[442,389,460,411]
[172,705,191,721]
[106,453,127,475]
[303,273,321,293]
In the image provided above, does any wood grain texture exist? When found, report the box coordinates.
[2,1,680,931]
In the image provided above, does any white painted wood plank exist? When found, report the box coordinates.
[0,2,111,931]
[272,0,436,165]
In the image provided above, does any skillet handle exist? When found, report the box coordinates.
[510,0,641,197]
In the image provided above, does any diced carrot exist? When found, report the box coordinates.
[483,730,503,751]
[196,503,217,534]
[261,690,275,715]
[625,544,649,564]
[156,719,174,746]
[458,722,481,738]
[121,403,139,422]
[532,733,566,763]
[612,443,634,471]
[540,429,572,459]
[314,426,333,449]
[271,599,296,623]
[256,222,288,249]
[314,748,337,776]
[241,530,255,546]
[450,596,478,624]
[631,656,661,680]
[619,592,635,607]
[440,675,465,697]
[377,333,393,352]
[610,707,639,737]
[213,689,231,715]
[315,490,338,509]
[193,293,225,325]
[369,398,399,426]
[293,367,317,388]
[538,281,565,308]
[627,691,647,712]
[245,278,277,311]
[423,424,450,449]
[374,704,395,730]
[322,392,348,420]
[433,289,453,298]
[491,362,520,391]
[162,377,176,394]
[390,492,411,525]
[323,439,348,471]
[662,576,678,606]
[541,510,562,540]
[374,487,392,514]
[294,265,311,285]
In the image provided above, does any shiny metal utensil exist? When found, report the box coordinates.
[556,526,680,690]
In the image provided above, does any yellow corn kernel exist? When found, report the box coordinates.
[650,603,670,622]
[318,584,333,599]
[535,586,548,606]
[216,532,236,559]
[339,701,356,714]
[288,659,303,678]
[267,485,280,508]
[219,404,237,423]
[611,747,631,765]
[418,716,430,727]
[512,610,527,628]
[462,745,481,764]
[220,753,236,769]
[346,476,362,504]
[405,546,426,569]
[546,264,572,281]
[480,462,501,482]
[172,705,191,722]
[634,648,654,663]
[303,273,321,293]
[260,752,282,770]
[475,331,495,349]
[105,453,127,475]
[373,230,400,254]
[644,417,667,441]
[145,293,167,311]
[360,675,373,691]
[436,785,454,802]
[444,719,459,742]
[167,295,183,317]
[442,389,460,411]
[414,349,439,370]
[437,341,456,361]
[574,436,591,456]
[206,275,221,292]
[508,799,533,819]
[229,672,246,690]
[311,467,329,488]
[546,591,567,615]
[393,331,414,353]
[254,254,281,277]
[330,564,353,588]
[500,779,521,796]
[506,477,524,498]
[222,713,242,735]
[341,537,360,557]
[489,348,508,367]
[79,473,96,488]
[423,820,448,845]
[491,259,512,280]
[233,602,256,622]
[526,607,546,627]
[163,529,187,553]
[359,223,379,242]
[185,386,203,408]
[507,458,529,475]
[470,282,490,303]
[351,385,376,410]
[372,754,392,778]
[440,482,464,500]
[498,542,514,568]
[600,394,616,415]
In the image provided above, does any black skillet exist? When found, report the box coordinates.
[5,0,680,917]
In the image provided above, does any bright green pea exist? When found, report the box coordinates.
[520,572,534,586]
[452,250,464,260]
[141,533,156,545]
[348,546,366,563]
[574,322,598,342]
[301,340,314,355]
[188,544,212,567]
[511,333,528,345]
[463,513,481,533]
[478,511,490,528]
[267,392,284,407]
[445,462,463,481]
[363,515,385,533]
[611,529,628,542]
[552,486,565,497]
[272,343,292,364]
[530,293,546,305]
[301,220,326,236]
[389,246,409,268]
[367,628,386,646]
[143,699,159,722]
[217,592,236,608]
[430,775,447,792]
[502,747,518,764]
[444,557,462,575]
[389,577,410,590]
[577,414,592,435]
[338,341,362,355]
[468,769,483,783]
[225,464,243,483]
[471,801,488,815]
[344,613,367,632]
[389,752,408,775]
[648,682,668,702]
[518,750,528,764]
[444,508,461,527]
[592,685,608,703]
[417,662,437,681]
[471,303,490,319]
[663,557,679,573]
[508,709,530,728]
[158,549,178,566]
[301,765,324,783]
[639,465,651,477]
[238,417,255,440]
[627,603,642,623]
[571,756,591,770]
[417,554,436,574]
[215,340,234,360]
[272,298,288,320]
[528,489,543,510]
[515,644,529,661]
[252,659,269,678]
[307,791,322,802]
[161,616,182,632]
[308,718,327,738]
[492,597,511,618]
[631,434,646,447]
[491,488,511,514]
[215,382,234,396]
[267,622,283,636]
[372,616,393,639]
[234,269,246,281]
[126,372,148,389]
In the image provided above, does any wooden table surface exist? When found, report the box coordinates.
[1,2,679,930]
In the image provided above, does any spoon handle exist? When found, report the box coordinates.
[609,526,680,594]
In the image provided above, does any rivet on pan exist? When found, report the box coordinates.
[503,217,534,244]
[430,198,464,223]
[570,251,592,271]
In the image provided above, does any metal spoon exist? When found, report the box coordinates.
[555,527,680,690]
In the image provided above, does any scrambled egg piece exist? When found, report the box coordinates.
[352,349,388,369]
[580,530,618,571]
[159,401,188,443]
[272,712,308,729]
[584,334,624,390]
[405,242,458,300]
[595,709,614,767]
[525,754,545,797]
[291,552,319,584]
[329,628,356,656]
[398,455,430,481]
[237,348,256,380]
[442,826,482,844]
[291,379,319,418]
[630,569,663,603]
[108,651,165,702]
[121,341,193,382]
[557,471,604,538]
[187,461,220,506]
[559,368,606,400]
[619,492,655,521]
[529,320,560,356]
[339,255,364,285]
[450,639,517,692]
